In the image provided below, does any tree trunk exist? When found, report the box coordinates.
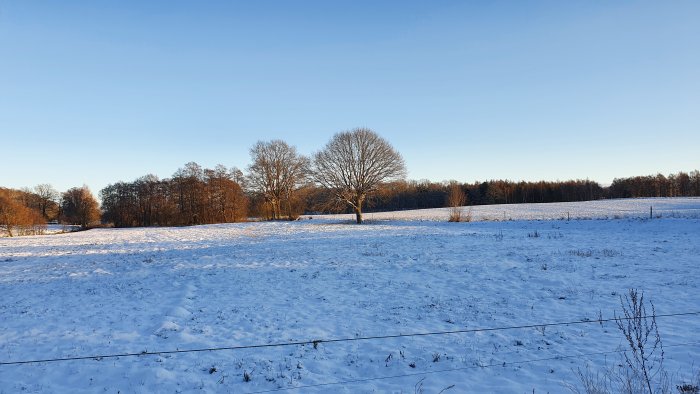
[271,199,278,220]
[287,200,293,221]
[354,194,365,224]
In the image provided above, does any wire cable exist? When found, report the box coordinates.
[1,311,698,366]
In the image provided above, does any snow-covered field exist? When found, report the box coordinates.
[310,197,700,222]
[1,198,699,393]
[0,224,79,238]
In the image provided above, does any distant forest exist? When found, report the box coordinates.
[2,167,699,233]
[362,170,700,213]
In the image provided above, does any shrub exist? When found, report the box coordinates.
[569,289,672,394]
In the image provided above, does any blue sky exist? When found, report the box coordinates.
[1,1,698,194]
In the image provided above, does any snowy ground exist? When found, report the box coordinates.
[309,197,700,222]
[1,198,699,393]
[0,224,79,238]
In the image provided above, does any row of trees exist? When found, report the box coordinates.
[96,165,700,228]
[96,166,700,227]
[100,128,405,225]
[609,171,700,199]
[100,163,248,227]
[0,185,101,236]
[349,178,606,213]
[3,127,699,234]
[356,171,700,214]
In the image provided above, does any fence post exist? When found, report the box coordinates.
[650,206,653,219]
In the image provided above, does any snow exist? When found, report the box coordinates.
[0,224,79,238]
[1,198,699,393]
[309,197,700,222]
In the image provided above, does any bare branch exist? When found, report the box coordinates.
[313,128,406,223]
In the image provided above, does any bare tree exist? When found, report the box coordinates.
[447,181,467,222]
[33,184,59,220]
[247,140,309,220]
[313,128,406,223]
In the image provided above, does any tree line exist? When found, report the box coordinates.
[0,184,100,236]
[356,170,699,213]
[353,178,607,213]
[2,128,699,235]
[100,163,248,228]
[609,171,700,199]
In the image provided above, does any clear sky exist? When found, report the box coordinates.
[1,1,698,194]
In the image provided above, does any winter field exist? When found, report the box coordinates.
[1,198,700,393]
[311,197,700,222]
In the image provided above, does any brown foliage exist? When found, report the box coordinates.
[61,186,101,228]
[100,163,249,228]
[447,182,468,222]
[0,188,47,236]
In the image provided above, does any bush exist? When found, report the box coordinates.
[446,182,468,222]
[569,289,673,394]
